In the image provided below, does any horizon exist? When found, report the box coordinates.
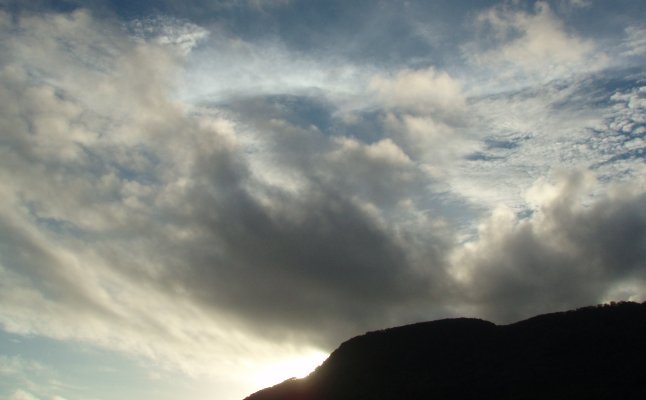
[0,1,645,399]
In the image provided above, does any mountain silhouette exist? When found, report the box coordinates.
[244,302,646,399]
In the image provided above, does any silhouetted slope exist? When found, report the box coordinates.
[244,302,646,400]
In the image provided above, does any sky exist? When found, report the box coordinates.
[0,0,644,399]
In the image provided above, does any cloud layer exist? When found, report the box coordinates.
[0,2,645,399]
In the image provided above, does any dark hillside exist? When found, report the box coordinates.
[244,302,646,400]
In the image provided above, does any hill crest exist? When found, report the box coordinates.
[244,302,646,400]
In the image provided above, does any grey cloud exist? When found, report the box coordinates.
[1,5,646,393]
[451,172,646,323]
[142,114,453,346]
[217,94,337,135]
[0,7,455,358]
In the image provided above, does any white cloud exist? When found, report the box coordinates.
[7,390,41,400]
[369,67,465,114]
[331,137,412,166]
[444,72,646,212]
[180,29,372,105]
[364,66,476,181]
[382,113,477,169]
[471,1,605,82]
[127,15,209,55]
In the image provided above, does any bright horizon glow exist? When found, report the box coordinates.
[251,350,329,391]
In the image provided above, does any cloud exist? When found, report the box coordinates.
[449,171,646,322]
[446,71,646,212]
[7,390,41,400]
[369,67,465,114]
[366,66,477,177]
[179,26,374,105]
[0,7,449,383]
[1,4,645,400]
[621,25,646,58]
[380,112,477,171]
[471,1,604,82]
[0,356,45,376]
[0,7,293,383]
[565,0,592,8]
[324,137,418,208]
[127,15,209,55]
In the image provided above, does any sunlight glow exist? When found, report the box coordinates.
[252,350,329,390]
